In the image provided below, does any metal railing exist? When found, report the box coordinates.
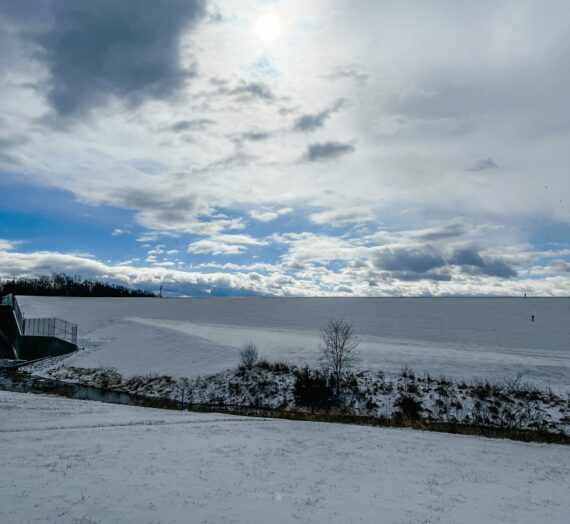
[1,294,78,346]
[23,317,78,345]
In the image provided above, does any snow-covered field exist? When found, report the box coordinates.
[1,391,569,524]
[18,296,570,389]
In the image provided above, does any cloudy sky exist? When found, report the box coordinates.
[1,0,569,296]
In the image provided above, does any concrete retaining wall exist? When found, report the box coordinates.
[0,305,77,360]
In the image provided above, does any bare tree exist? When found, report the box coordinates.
[176,377,192,409]
[319,319,360,397]
[239,343,259,370]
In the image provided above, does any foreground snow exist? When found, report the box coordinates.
[18,296,570,389]
[1,391,569,524]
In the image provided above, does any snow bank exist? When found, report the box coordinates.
[1,391,569,523]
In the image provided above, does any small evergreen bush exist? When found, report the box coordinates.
[293,367,334,413]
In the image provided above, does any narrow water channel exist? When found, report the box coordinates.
[0,368,181,411]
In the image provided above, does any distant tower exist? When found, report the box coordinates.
[159,284,163,298]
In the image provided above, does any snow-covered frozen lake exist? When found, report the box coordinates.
[19,296,570,389]
[1,390,569,524]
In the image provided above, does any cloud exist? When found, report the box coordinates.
[467,158,499,172]
[311,207,375,227]
[35,0,206,117]
[187,240,245,255]
[409,219,470,242]
[273,233,364,268]
[229,81,275,101]
[109,186,204,231]
[305,141,355,162]
[368,218,486,246]
[372,243,517,280]
[249,211,277,222]
[293,99,345,133]
[249,207,293,222]
[450,247,517,278]
[212,234,264,245]
[0,240,566,297]
[168,119,215,133]
[0,239,18,251]
[239,131,272,142]
[187,234,264,256]
[326,66,369,84]
[547,260,570,273]
[374,247,447,274]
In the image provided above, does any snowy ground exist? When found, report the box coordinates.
[18,296,570,389]
[1,391,569,524]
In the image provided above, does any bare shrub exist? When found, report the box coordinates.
[96,366,122,391]
[469,373,547,430]
[255,360,293,373]
[239,343,259,370]
[400,364,415,380]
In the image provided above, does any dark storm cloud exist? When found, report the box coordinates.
[305,141,355,162]
[239,131,272,142]
[111,186,200,226]
[168,119,215,133]
[375,247,447,274]
[411,221,469,242]
[229,81,275,101]
[293,100,345,133]
[294,111,330,133]
[374,245,517,280]
[396,271,452,282]
[0,1,50,21]
[326,66,369,84]
[34,0,206,117]
[466,158,499,172]
[450,247,517,278]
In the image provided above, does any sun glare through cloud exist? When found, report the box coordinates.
[255,12,282,43]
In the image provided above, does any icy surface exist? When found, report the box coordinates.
[1,391,569,524]
[18,296,570,388]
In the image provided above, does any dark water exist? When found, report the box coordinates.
[0,369,179,410]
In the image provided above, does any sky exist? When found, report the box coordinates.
[1,0,569,296]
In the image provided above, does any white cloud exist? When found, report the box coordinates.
[187,233,266,255]
[249,207,293,222]
[1,243,569,297]
[187,240,245,255]
[311,207,375,227]
[272,232,366,268]
[0,239,18,251]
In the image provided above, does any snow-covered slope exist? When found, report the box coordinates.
[18,296,570,388]
[1,391,569,524]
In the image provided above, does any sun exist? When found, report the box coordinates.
[255,13,281,43]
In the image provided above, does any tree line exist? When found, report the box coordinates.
[0,273,155,298]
